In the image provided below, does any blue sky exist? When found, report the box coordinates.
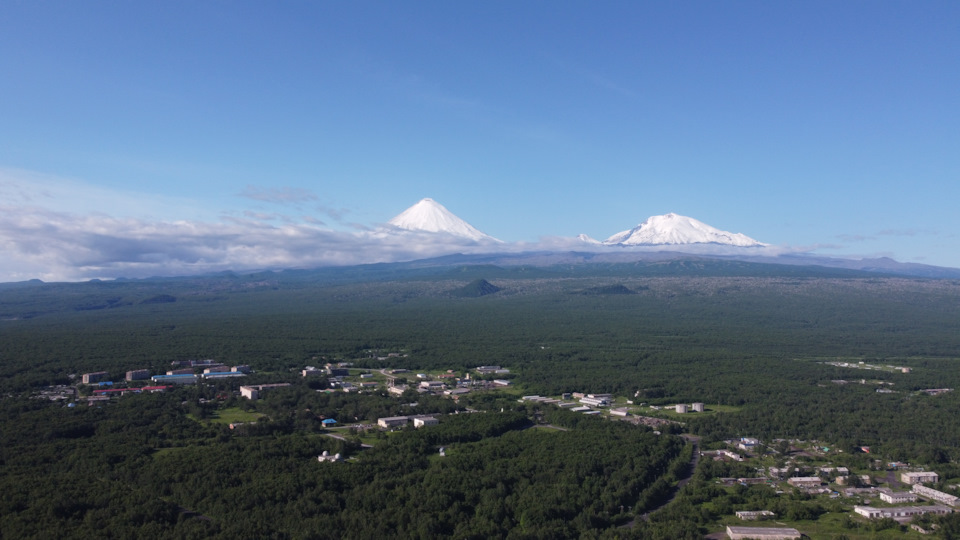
[1,2,958,281]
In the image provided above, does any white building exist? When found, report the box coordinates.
[675,403,688,413]
[691,402,705,412]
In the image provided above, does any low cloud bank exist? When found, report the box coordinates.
[0,204,814,283]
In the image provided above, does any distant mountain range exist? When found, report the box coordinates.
[379,199,960,279]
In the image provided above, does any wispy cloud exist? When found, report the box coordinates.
[239,185,319,204]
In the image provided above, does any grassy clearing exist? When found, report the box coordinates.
[207,407,265,425]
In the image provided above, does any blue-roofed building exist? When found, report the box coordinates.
[322,419,337,426]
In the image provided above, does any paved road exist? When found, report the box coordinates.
[620,435,700,528]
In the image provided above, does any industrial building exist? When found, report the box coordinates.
[725,526,800,540]
[150,373,199,384]
[854,505,952,521]
[413,417,438,428]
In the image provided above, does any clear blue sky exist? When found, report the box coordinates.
[1,1,958,281]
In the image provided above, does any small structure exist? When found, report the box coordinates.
[580,396,610,407]
[691,402,705,412]
[902,471,940,485]
[738,437,759,451]
[492,379,512,386]
[413,417,438,428]
[322,419,337,427]
[675,403,688,413]
[610,408,629,417]
[725,526,800,540]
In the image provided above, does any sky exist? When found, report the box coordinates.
[1,1,958,281]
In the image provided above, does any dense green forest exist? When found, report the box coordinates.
[3,261,960,537]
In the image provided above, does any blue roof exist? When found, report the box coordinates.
[322,419,337,424]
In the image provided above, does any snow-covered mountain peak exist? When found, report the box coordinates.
[388,198,499,242]
[603,213,765,247]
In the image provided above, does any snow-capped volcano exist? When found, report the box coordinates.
[603,213,765,247]
[388,198,500,242]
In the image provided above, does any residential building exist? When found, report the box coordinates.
[902,471,940,485]
[788,477,822,488]
[878,489,918,504]
[125,369,151,381]
[912,484,959,506]
[82,371,109,384]
[239,383,291,400]
[725,526,800,540]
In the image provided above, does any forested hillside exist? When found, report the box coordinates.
[3,261,960,537]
